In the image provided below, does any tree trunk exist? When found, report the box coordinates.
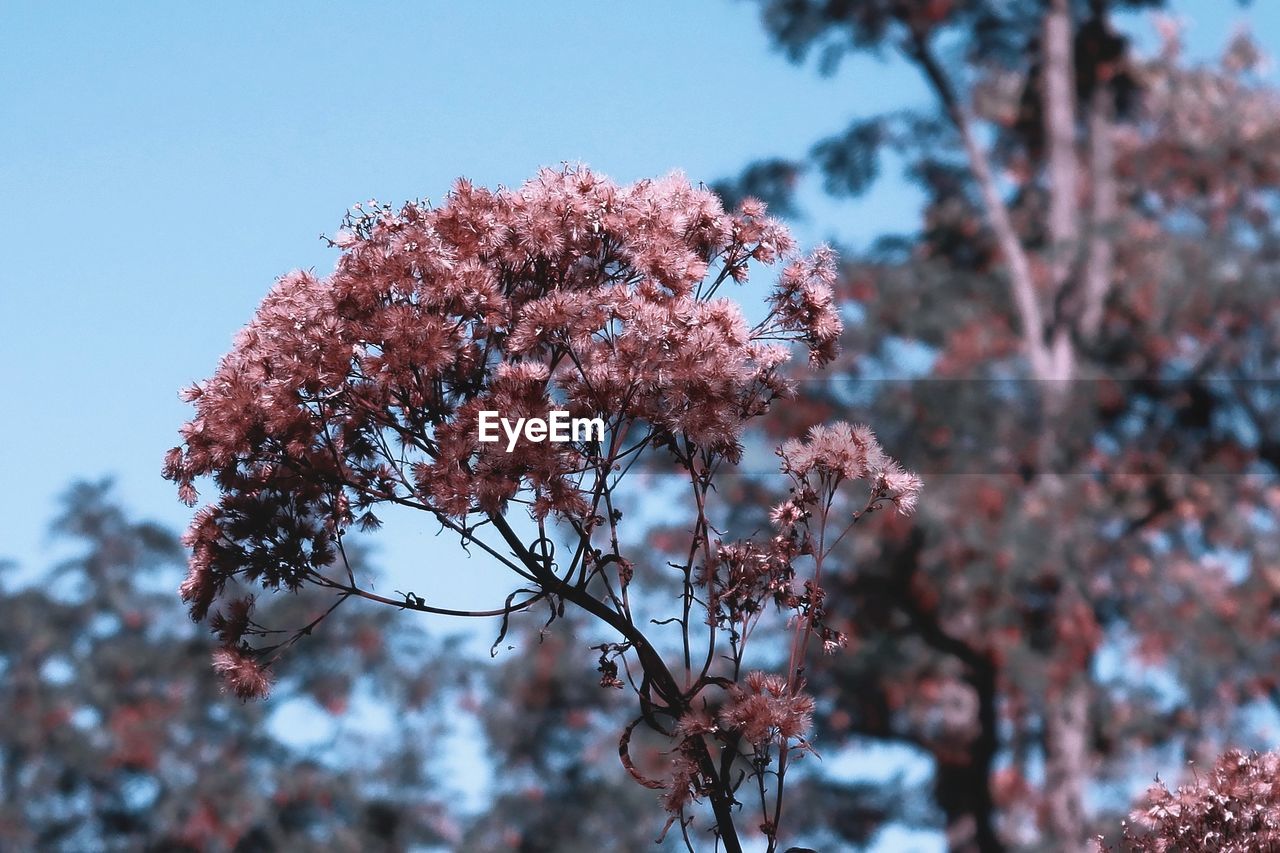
[1042,0,1079,385]
[891,532,1006,853]
[1043,679,1090,853]
[1081,86,1117,338]
[907,4,1100,847]
[1039,4,1090,850]
[936,665,1006,853]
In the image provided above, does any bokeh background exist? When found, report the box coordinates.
[3,2,1280,851]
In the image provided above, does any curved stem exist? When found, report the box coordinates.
[486,511,745,853]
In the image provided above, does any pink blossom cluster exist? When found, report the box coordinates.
[776,421,922,516]
[664,421,919,828]
[769,421,921,655]
[697,540,795,630]
[164,166,843,695]
[211,646,272,701]
[663,672,816,818]
[717,670,816,748]
[698,422,919,640]
[1105,750,1280,852]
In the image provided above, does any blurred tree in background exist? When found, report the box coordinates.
[673,1,1280,850]
[0,481,460,852]
[458,616,679,852]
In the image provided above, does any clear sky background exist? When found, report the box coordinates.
[3,0,1275,595]
[1,2,1277,848]
[0,2,930,587]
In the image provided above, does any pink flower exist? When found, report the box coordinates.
[330,229,359,249]
[880,461,924,515]
[1118,750,1280,851]
[777,421,920,515]
[211,647,273,700]
[769,499,804,533]
[717,671,815,747]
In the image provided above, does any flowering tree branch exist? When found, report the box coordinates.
[165,167,918,851]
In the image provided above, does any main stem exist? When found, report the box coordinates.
[486,512,744,852]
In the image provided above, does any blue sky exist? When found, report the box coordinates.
[0,2,920,576]
[1,1,1277,845]
[3,0,1272,587]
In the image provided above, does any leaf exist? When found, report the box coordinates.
[490,588,535,658]
[711,158,805,219]
[810,118,884,198]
